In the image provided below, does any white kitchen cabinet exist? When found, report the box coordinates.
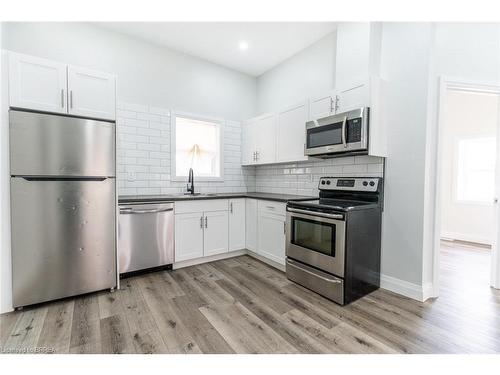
[255,113,277,164]
[241,119,258,165]
[245,199,258,252]
[257,211,286,265]
[277,101,309,163]
[174,199,230,262]
[9,52,68,114]
[203,210,229,256]
[175,212,204,262]
[309,91,337,120]
[336,81,370,113]
[8,52,116,120]
[229,199,245,251]
[67,66,116,121]
[241,114,277,166]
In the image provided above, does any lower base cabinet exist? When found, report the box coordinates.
[175,212,204,262]
[257,211,286,265]
[204,210,229,256]
[174,198,287,268]
[245,199,258,252]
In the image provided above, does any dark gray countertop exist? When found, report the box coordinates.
[118,192,317,204]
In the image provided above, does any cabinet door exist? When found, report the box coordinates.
[229,199,246,251]
[309,92,336,120]
[257,212,286,265]
[336,82,369,113]
[245,199,258,252]
[277,101,309,162]
[9,52,68,114]
[67,66,116,120]
[204,210,229,257]
[175,212,204,262]
[241,120,256,165]
[255,114,277,164]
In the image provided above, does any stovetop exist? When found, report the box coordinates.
[287,198,379,212]
[287,176,383,213]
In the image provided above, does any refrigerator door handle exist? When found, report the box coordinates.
[20,176,109,182]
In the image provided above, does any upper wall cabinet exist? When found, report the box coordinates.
[8,52,116,121]
[67,66,116,120]
[255,113,277,164]
[309,92,336,120]
[242,113,277,166]
[277,101,309,163]
[9,53,68,114]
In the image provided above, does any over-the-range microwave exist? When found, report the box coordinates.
[305,107,369,158]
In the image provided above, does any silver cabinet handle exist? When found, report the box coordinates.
[230,202,233,214]
[70,90,73,109]
[287,207,344,220]
[284,222,286,235]
[205,216,208,228]
[266,205,275,210]
[341,115,348,148]
[61,89,65,108]
[200,216,203,229]
[287,259,342,284]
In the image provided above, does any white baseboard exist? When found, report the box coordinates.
[173,249,247,269]
[380,274,434,302]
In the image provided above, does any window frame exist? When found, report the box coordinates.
[453,136,496,206]
[170,111,225,182]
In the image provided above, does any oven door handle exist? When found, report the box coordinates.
[341,115,348,148]
[287,207,344,220]
[287,259,342,284]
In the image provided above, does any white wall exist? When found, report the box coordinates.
[422,23,500,288]
[1,22,257,121]
[256,32,336,113]
[440,90,498,244]
[378,23,434,291]
[0,26,13,314]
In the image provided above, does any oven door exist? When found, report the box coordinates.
[286,208,346,277]
[305,107,368,156]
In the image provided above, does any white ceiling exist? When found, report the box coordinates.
[95,22,337,76]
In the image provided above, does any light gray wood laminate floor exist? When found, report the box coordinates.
[1,244,499,354]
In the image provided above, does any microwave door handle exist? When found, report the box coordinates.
[341,116,348,148]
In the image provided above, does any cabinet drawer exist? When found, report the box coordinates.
[175,199,228,214]
[257,200,286,216]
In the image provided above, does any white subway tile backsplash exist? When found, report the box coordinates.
[116,101,384,197]
[116,101,256,196]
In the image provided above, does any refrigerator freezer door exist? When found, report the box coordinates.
[10,110,115,177]
[11,177,116,308]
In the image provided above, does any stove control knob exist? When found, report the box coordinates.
[369,181,375,187]
[326,180,331,185]
[363,181,368,186]
[321,180,326,185]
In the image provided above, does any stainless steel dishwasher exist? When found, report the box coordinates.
[118,201,174,275]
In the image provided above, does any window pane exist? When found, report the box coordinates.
[456,137,496,203]
[175,116,220,178]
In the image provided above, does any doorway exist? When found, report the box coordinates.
[434,79,500,299]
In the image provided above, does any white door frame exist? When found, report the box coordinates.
[432,76,500,297]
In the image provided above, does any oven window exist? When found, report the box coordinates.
[307,122,343,148]
[291,217,336,257]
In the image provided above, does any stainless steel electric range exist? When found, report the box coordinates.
[285,176,383,305]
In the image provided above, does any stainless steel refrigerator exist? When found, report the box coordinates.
[10,110,117,308]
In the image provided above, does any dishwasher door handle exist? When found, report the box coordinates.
[120,207,173,214]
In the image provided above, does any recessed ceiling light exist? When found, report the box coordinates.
[238,41,249,51]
